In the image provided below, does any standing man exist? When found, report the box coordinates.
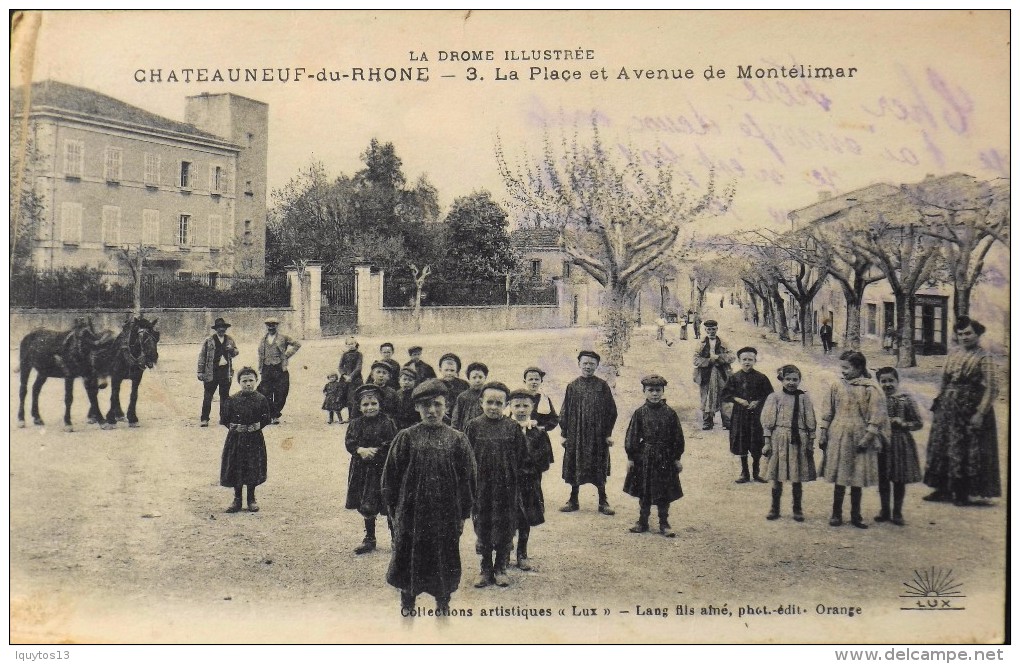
[693,319,735,431]
[819,319,834,355]
[693,311,703,339]
[257,316,301,424]
[560,350,618,515]
[197,317,239,427]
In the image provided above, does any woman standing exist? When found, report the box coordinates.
[923,317,1001,506]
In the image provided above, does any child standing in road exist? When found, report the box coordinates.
[721,347,775,484]
[220,367,272,513]
[338,337,364,422]
[463,382,528,588]
[508,389,554,570]
[322,372,344,424]
[819,351,890,529]
[622,375,685,537]
[394,366,420,430]
[345,384,399,555]
[452,362,489,431]
[522,366,559,433]
[874,367,923,526]
[760,365,817,522]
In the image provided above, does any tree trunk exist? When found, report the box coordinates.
[797,297,812,348]
[600,284,633,371]
[746,288,759,324]
[843,298,862,351]
[953,283,971,319]
[895,292,917,368]
[768,285,791,341]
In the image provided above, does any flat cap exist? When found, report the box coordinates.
[354,384,383,401]
[370,360,393,374]
[438,353,462,371]
[411,378,448,403]
[264,316,280,324]
[408,345,423,354]
[703,319,718,327]
[640,374,668,388]
[522,366,546,379]
[577,350,601,363]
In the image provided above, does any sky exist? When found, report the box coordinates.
[11,10,1010,235]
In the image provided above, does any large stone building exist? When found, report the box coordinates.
[11,80,269,279]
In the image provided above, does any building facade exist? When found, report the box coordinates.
[11,81,269,279]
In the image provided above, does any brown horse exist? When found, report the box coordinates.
[17,317,106,431]
[87,316,160,428]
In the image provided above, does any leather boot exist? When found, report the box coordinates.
[875,481,891,522]
[355,517,377,554]
[850,487,868,528]
[658,505,676,538]
[766,484,782,520]
[792,483,804,522]
[830,485,845,526]
[516,530,532,570]
[474,551,494,588]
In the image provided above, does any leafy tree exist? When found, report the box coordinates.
[497,119,733,368]
[437,190,519,281]
[9,118,45,275]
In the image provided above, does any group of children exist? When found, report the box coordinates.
[217,335,925,614]
[720,346,923,528]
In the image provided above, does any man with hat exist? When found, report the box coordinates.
[403,345,436,385]
[623,374,685,537]
[693,319,735,430]
[382,378,476,615]
[257,316,302,424]
[197,317,239,426]
[559,350,618,515]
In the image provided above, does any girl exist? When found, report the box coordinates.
[345,384,398,554]
[760,365,817,522]
[819,351,890,528]
[322,372,344,424]
[874,367,923,525]
[337,336,364,423]
[220,367,272,513]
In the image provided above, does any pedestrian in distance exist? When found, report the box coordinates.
[382,379,476,615]
[818,351,890,529]
[322,372,344,424]
[220,367,272,513]
[464,382,528,588]
[874,367,923,525]
[693,320,735,431]
[256,317,301,424]
[760,365,817,522]
[622,375,685,538]
[559,350,618,516]
[345,384,398,555]
[819,319,834,355]
[507,389,554,570]
[197,317,239,427]
[721,347,775,484]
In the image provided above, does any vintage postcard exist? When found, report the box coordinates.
[8,10,1010,648]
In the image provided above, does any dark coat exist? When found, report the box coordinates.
[560,375,617,487]
[394,387,420,430]
[721,369,775,456]
[344,413,398,516]
[382,422,476,598]
[622,401,685,504]
[219,390,272,488]
[451,387,484,431]
[464,416,529,549]
[518,422,554,526]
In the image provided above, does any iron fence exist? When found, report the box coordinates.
[382,276,557,308]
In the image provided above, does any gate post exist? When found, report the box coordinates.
[305,264,322,338]
[354,262,379,334]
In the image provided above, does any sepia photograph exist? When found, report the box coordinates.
[7,9,1010,650]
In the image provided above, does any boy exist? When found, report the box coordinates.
[463,382,528,588]
[451,362,489,431]
[393,366,420,430]
[403,345,436,384]
[721,347,775,483]
[438,353,470,401]
[366,360,400,418]
[379,343,401,390]
[560,350,618,515]
[623,375,685,537]
[383,379,476,614]
[508,389,554,570]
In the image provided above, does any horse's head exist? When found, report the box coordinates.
[132,316,160,368]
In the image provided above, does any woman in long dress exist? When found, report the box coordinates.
[923,316,1001,506]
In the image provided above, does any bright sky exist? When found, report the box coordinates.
[13,10,1010,235]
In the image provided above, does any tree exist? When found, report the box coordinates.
[437,190,520,281]
[905,174,1010,319]
[497,120,733,368]
[9,118,45,275]
[118,243,154,317]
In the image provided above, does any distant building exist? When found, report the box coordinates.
[11,80,269,279]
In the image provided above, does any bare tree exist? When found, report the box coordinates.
[409,263,431,332]
[118,243,155,317]
[497,120,732,367]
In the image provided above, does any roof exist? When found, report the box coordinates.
[510,227,562,250]
[11,80,226,143]
[787,183,900,227]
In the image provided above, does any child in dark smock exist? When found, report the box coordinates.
[522,366,559,433]
[623,375,685,537]
[322,372,344,424]
[464,382,529,588]
[874,367,923,526]
[721,347,775,484]
[365,361,399,419]
[451,362,488,431]
[393,366,420,430]
[337,336,364,422]
[345,384,398,555]
[220,367,272,513]
[761,365,817,522]
[508,389,554,570]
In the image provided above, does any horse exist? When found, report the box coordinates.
[16,317,106,432]
[88,316,161,428]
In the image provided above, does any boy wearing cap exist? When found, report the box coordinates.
[623,375,685,537]
[345,384,399,555]
[403,346,436,385]
[393,366,420,430]
[721,347,775,483]
[451,362,489,431]
[508,388,555,570]
[365,361,400,418]
[693,319,735,430]
[257,317,301,424]
[463,382,529,588]
[197,317,240,427]
[560,350,618,515]
[382,379,476,615]
[379,343,401,390]
[523,367,559,433]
